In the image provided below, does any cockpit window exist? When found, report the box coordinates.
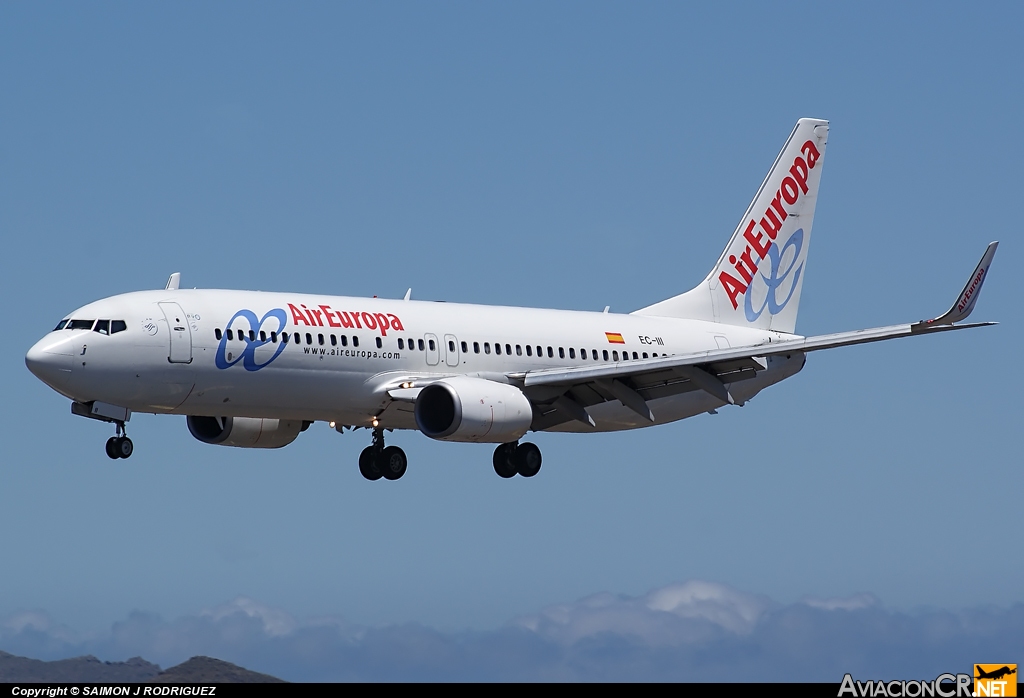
[68,320,94,330]
[111,320,127,334]
[93,320,110,335]
[54,320,69,331]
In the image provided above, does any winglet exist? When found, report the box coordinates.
[913,242,997,329]
[165,272,181,291]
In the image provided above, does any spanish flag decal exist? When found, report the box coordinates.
[605,332,625,344]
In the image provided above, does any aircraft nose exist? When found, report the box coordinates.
[25,335,74,388]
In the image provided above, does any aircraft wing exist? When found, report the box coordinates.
[516,242,998,429]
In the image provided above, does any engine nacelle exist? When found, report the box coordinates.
[186,416,303,449]
[414,376,533,443]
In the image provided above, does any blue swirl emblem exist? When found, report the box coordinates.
[215,308,288,371]
[744,228,804,322]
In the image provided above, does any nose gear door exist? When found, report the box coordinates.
[158,302,193,363]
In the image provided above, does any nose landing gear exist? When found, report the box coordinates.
[359,428,407,481]
[105,422,133,460]
[493,441,542,478]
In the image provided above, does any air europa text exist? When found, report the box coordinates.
[288,303,404,336]
[719,139,821,310]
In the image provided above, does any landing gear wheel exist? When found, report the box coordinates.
[514,442,542,477]
[116,437,134,459]
[105,437,120,460]
[378,446,408,481]
[492,443,518,479]
[359,446,382,481]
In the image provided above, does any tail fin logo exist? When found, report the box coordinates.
[744,228,804,322]
[719,138,821,313]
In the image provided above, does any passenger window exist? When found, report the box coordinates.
[271,331,278,343]
[633,352,639,360]
[651,352,657,357]
[547,346,553,358]
[54,320,69,331]
[408,337,414,349]
[111,320,127,334]
[526,345,532,357]
[282,332,288,343]
[461,341,468,353]
[68,320,94,330]
[353,336,360,347]
[643,352,648,359]
[398,339,404,350]
[330,334,337,346]
[341,335,348,346]
[93,320,110,335]
[580,348,586,359]
[417,339,424,351]
[474,342,480,354]
[559,347,565,359]
[603,350,609,361]
[318,334,325,345]
[569,348,576,359]
[516,345,522,356]
[428,339,435,351]
[248,330,255,341]
[495,343,502,355]
[294,332,300,343]
[260,331,267,341]
[592,349,598,360]
[449,340,455,352]
[376,337,383,348]
[306,333,312,345]
[484,343,491,354]
[505,344,511,355]
[215,328,223,340]
[536,346,542,357]
[227,329,234,340]
[613,351,619,361]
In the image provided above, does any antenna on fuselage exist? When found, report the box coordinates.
[603,305,610,313]
[404,288,412,301]
[165,273,181,291]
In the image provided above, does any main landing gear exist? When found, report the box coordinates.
[104,422,133,460]
[359,428,407,481]
[493,442,542,479]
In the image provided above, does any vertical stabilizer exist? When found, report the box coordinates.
[634,118,829,334]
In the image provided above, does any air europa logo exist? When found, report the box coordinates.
[959,268,986,313]
[719,138,821,314]
[288,303,404,336]
[215,308,288,371]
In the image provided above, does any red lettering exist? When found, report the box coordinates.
[310,308,324,326]
[719,271,747,310]
[760,207,784,240]
[739,247,760,281]
[770,191,788,223]
[743,220,772,258]
[374,313,390,336]
[320,305,341,328]
[289,304,310,326]
[801,139,820,168]
[350,312,363,329]
[729,253,754,284]
[361,312,377,330]
[789,156,809,194]
[780,177,799,205]
[388,314,404,331]
[337,311,354,329]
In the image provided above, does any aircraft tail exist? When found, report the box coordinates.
[634,118,829,334]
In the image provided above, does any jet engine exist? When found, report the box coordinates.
[414,376,533,443]
[186,416,303,449]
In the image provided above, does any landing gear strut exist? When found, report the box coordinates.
[105,422,133,460]
[359,428,407,481]
[493,442,542,478]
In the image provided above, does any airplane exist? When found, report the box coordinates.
[24,118,998,481]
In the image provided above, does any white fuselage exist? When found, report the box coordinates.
[27,289,805,435]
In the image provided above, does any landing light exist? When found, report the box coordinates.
[371,418,379,428]
[329,421,336,428]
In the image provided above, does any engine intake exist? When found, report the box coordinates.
[186,416,303,449]
[414,376,533,443]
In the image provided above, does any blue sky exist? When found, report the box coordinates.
[1,1,1020,681]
